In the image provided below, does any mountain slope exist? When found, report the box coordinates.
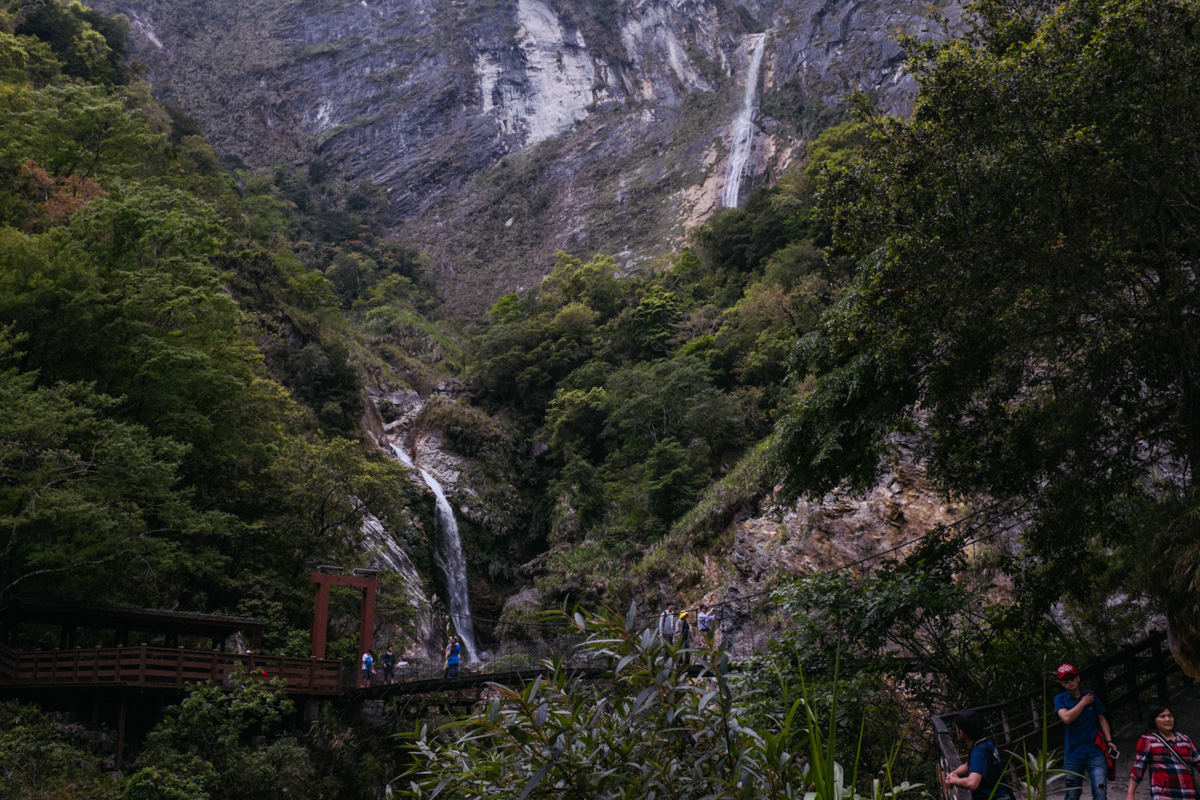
[90,0,958,315]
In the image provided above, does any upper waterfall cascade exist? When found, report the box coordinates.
[388,443,479,663]
[722,32,768,208]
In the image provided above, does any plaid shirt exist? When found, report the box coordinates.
[1131,733,1200,800]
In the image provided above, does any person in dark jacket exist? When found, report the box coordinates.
[382,645,396,684]
[675,610,692,666]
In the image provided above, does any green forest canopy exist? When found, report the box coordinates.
[0,0,425,656]
[773,0,1200,637]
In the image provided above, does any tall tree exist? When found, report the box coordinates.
[773,0,1200,664]
[0,329,214,605]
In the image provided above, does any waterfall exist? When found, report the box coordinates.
[388,443,479,662]
[359,513,439,660]
[722,33,767,208]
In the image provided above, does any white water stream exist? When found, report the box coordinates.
[388,443,479,662]
[722,32,767,208]
[359,513,439,660]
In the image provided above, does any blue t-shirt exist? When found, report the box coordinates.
[447,643,461,665]
[967,739,1011,800]
[1054,690,1107,759]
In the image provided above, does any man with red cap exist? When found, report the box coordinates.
[1055,663,1118,800]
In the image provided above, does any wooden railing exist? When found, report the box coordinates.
[932,630,1184,800]
[0,643,342,695]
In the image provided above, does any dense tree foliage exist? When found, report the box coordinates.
[742,533,1085,782]
[466,141,857,607]
[0,700,121,798]
[0,1,426,653]
[773,0,1200,628]
[13,0,1200,796]
[0,678,401,800]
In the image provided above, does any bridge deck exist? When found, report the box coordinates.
[352,664,613,699]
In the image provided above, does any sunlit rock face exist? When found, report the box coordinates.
[1169,610,1200,680]
[705,452,966,658]
[475,0,606,147]
[92,0,959,314]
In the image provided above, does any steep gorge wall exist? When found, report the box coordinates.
[93,0,959,315]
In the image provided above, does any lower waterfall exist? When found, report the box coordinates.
[388,443,479,662]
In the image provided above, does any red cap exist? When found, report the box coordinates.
[1056,663,1078,679]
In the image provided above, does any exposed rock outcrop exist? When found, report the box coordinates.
[90,0,961,315]
[704,455,962,658]
[1170,610,1200,680]
[730,462,959,583]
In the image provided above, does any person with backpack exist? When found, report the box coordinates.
[946,710,1014,800]
[443,636,461,679]
[1126,703,1200,800]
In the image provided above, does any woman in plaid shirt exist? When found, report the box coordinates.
[1127,704,1200,800]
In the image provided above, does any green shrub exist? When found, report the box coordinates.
[0,701,120,799]
[393,606,809,799]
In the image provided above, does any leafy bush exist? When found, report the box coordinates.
[0,701,120,799]
[131,673,321,800]
[394,606,809,799]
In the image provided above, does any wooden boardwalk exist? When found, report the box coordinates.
[0,643,342,695]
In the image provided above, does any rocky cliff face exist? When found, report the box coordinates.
[704,452,964,658]
[93,0,959,315]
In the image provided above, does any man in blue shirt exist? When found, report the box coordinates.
[946,710,1013,800]
[1054,663,1117,800]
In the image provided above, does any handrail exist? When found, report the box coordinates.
[0,643,342,695]
[349,631,598,689]
[932,630,1182,800]
[0,630,605,695]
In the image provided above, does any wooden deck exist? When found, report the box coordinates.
[0,643,342,695]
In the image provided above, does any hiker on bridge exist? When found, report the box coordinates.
[383,645,396,684]
[946,710,1015,800]
[658,603,677,643]
[361,649,374,687]
[1126,703,1200,800]
[675,610,693,666]
[697,604,716,640]
[1056,663,1118,800]
[444,636,461,679]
